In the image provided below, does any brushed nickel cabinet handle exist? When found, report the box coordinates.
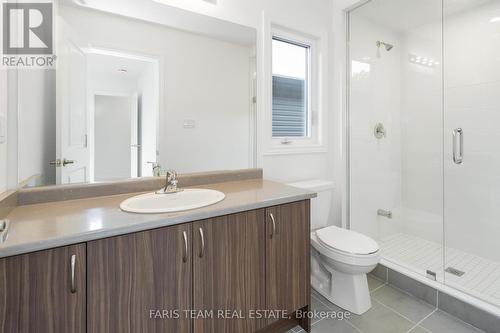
[198,228,205,258]
[269,213,276,239]
[70,254,76,293]
[182,231,188,263]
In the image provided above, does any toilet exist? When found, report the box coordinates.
[288,180,380,315]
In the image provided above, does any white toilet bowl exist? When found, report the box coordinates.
[310,226,380,315]
[287,180,380,315]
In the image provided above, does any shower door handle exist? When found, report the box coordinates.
[453,128,463,164]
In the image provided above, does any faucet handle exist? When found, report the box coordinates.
[166,169,177,182]
[147,161,162,177]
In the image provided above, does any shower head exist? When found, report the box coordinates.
[376,40,394,52]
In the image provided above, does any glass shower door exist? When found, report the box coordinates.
[443,0,500,307]
[348,0,444,282]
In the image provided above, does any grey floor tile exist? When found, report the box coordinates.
[420,310,486,333]
[310,293,349,325]
[347,301,415,333]
[368,275,385,291]
[408,326,432,333]
[311,294,335,312]
[372,284,435,322]
[311,290,343,311]
[312,317,361,333]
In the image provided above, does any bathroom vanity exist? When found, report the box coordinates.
[0,173,314,333]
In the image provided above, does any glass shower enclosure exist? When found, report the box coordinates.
[347,0,500,311]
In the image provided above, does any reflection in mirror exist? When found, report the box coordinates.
[12,0,257,188]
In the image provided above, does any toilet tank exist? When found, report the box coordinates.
[287,180,334,230]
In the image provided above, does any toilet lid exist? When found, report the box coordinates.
[316,226,379,255]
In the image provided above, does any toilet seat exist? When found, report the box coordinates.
[316,226,379,256]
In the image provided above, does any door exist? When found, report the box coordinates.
[93,94,138,181]
[443,0,500,306]
[0,244,86,333]
[266,201,310,325]
[56,20,90,185]
[193,210,266,333]
[87,224,192,333]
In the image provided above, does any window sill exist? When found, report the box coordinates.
[263,143,327,156]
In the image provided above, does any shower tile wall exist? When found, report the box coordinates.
[399,14,443,245]
[349,15,403,241]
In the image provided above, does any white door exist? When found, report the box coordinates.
[56,31,90,184]
[93,94,138,181]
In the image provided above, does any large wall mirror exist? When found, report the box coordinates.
[9,0,257,188]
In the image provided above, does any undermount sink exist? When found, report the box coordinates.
[120,189,225,214]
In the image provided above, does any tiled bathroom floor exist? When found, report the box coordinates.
[380,233,500,308]
[288,275,486,333]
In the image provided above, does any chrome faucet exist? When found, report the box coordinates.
[157,169,182,194]
[147,161,162,177]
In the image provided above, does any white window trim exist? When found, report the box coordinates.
[263,23,326,155]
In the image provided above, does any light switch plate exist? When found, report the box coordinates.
[0,114,6,144]
[183,120,196,129]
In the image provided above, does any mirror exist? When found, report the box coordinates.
[11,0,256,188]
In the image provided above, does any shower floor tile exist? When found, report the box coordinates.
[380,233,500,309]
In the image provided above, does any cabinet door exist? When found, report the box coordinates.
[0,244,86,333]
[266,201,310,323]
[87,224,192,333]
[193,210,266,333]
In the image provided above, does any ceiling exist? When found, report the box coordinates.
[60,0,256,47]
[87,52,155,80]
[351,0,495,33]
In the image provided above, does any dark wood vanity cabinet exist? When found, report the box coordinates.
[193,209,266,333]
[86,223,193,333]
[0,244,86,333]
[265,201,311,328]
[0,200,310,333]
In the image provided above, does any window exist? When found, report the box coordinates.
[272,37,311,139]
[264,25,325,155]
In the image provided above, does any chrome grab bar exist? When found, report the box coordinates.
[453,128,464,164]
